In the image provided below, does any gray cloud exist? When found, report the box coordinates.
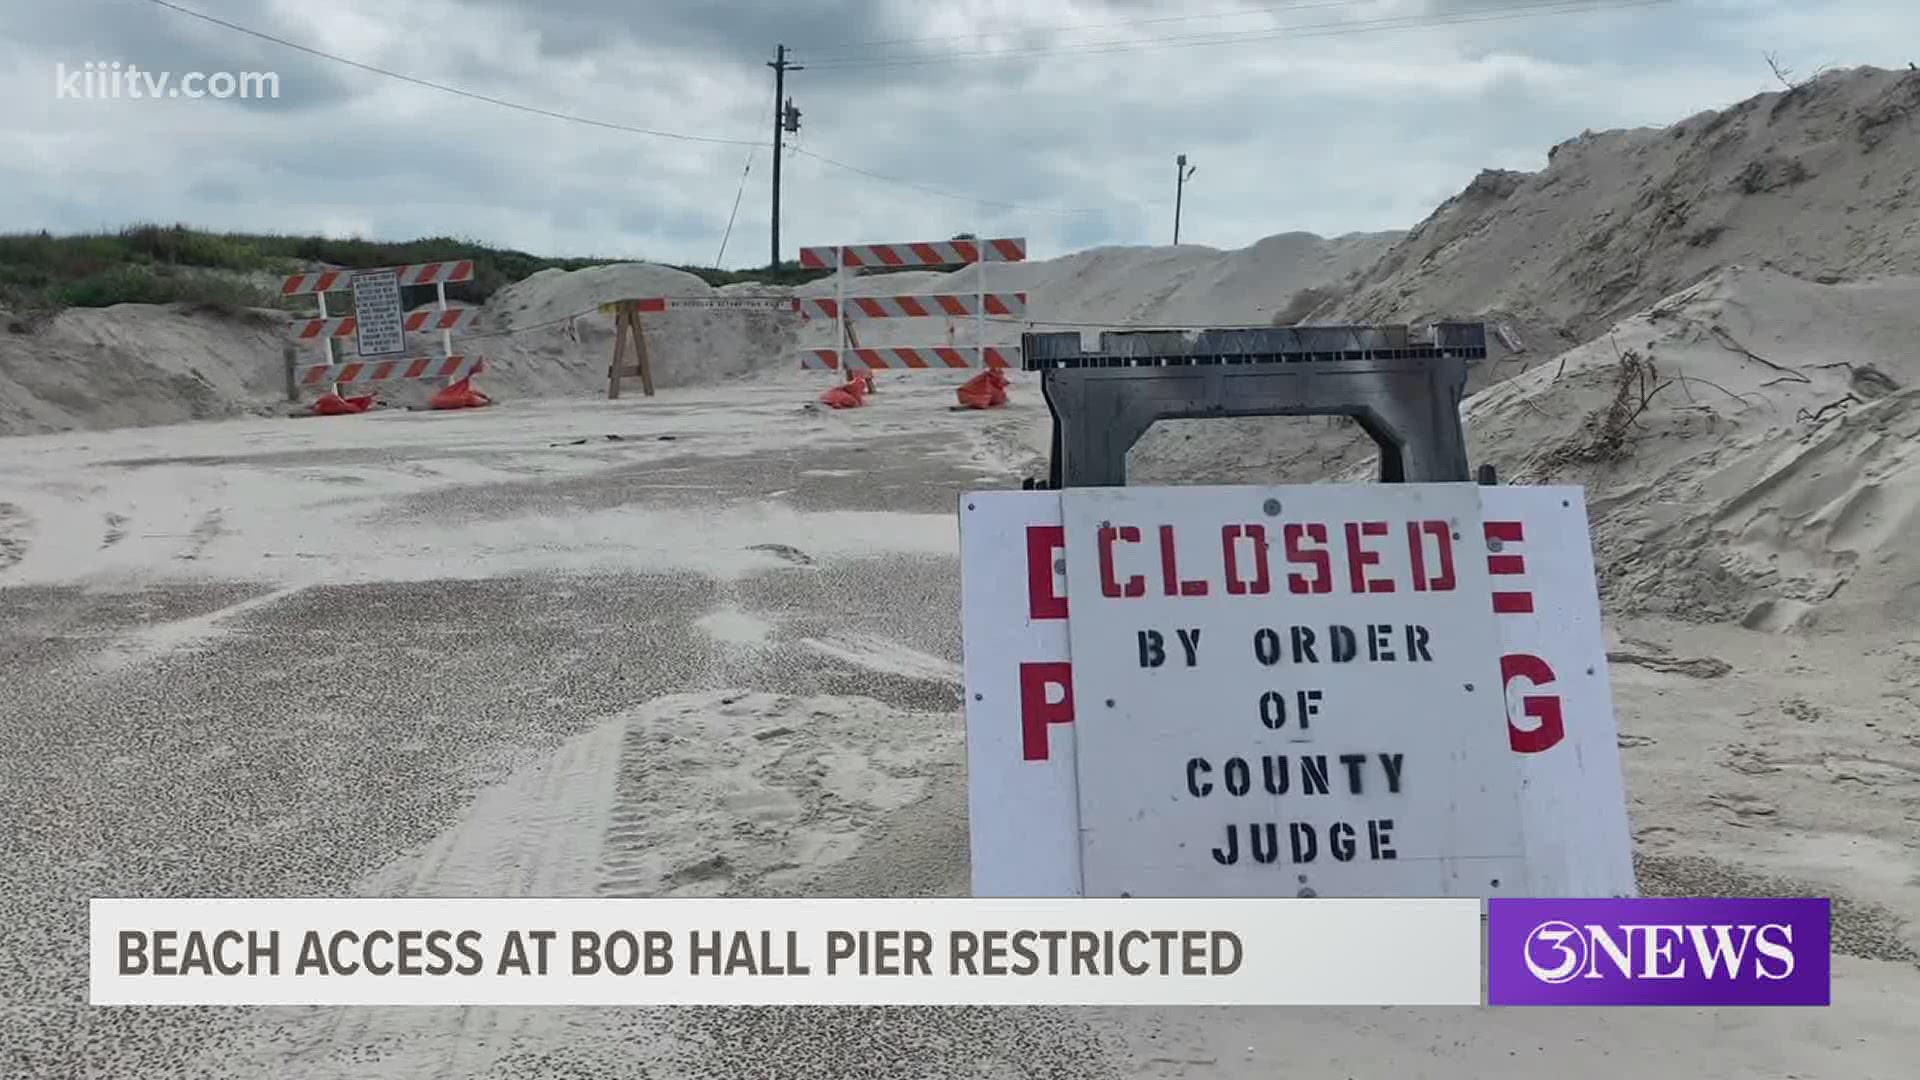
[2,0,1918,266]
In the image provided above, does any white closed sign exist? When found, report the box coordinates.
[958,484,1633,900]
[1060,484,1524,899]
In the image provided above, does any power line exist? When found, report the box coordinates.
[803,0,1671,70]
[136,0,760,146]
[135,0,1112,217]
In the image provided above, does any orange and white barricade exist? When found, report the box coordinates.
[282,259,485,405]
[794,237,1027,373]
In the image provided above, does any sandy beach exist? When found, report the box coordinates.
[2,375,1916,1077]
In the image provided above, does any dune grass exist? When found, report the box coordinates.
[0,224,828,319]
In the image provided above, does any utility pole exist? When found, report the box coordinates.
[768,44,803,269]
[1173,154,1197,245]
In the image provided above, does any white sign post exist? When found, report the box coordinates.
[958,484,1634,900]
[351,269,406,358]
[1059,484,1526,898]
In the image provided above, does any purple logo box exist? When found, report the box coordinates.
[1487,898,1831,1006]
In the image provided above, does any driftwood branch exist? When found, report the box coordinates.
[1796,395,1859,425]
[1766,52,1798,89]
[1710,324,1809,382]
[1647,284,1708,321]
[1677,373,1763,411]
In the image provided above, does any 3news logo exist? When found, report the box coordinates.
[1487,898,1831,1006]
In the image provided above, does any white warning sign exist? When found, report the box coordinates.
[351,269,406,357]
[1057,483,1527,899]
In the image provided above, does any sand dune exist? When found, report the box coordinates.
[1322,66,1920,351]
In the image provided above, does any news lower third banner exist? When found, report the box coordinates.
[91,898,1481,1007]
[92,897,1834,1007]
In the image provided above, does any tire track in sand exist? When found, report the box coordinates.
[188,717,628,1079]
[181,692,1112,1079]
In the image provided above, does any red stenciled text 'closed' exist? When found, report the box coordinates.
[1091,520,1458,601]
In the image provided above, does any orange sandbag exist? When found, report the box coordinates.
[818,371,872,410]
[312,391,375,416]
[956,368,1010,410]
[429,376,493,411]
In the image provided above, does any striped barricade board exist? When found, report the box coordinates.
[281,261,476,297]
[795,293,1026,320]
[299,355,485,387]
[295,307,481,341]
[802,346,1019,371]
[798,237,1026,270]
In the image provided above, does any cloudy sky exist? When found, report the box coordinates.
[2,0,1915,266]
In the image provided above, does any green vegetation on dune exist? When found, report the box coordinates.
[0,224,829,321]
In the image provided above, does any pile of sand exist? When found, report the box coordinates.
[0,232,1397,435]
[459,230,1397,387]
[471,230,1399,379]
[474,264,801,393]
[1128,264,1920,634]
[0,303,292,434]
[1114,66,1920,635]
[787,230,1399,352]
[1467,265,1920,633]
[1317,65,1920,352]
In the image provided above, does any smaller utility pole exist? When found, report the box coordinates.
[1173,154,1197,245]
[768,44,804,269]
